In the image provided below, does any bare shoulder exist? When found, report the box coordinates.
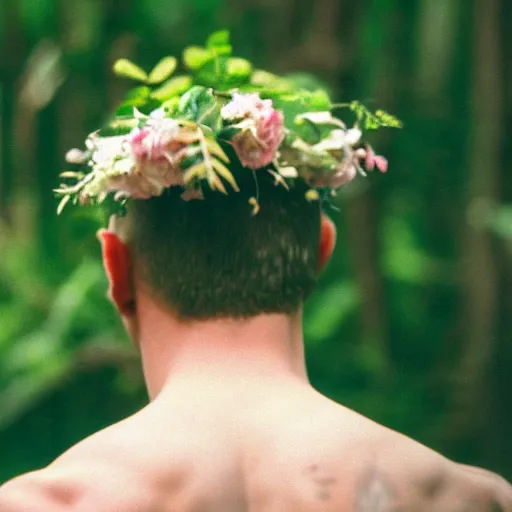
[352,425,512,512]
[451,463,512,511]
[0,470,72,512]
[0,406,169,511]
[287,393,512,511]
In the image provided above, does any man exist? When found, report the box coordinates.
[0,170,511,511]
[2,32,511,508]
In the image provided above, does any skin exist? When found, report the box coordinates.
[0,214,511,512]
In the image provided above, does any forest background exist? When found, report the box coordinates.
[1,0,511,483]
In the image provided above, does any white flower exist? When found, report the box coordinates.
[86,135,135,176]
[221,93,272,120]
[149,107,166,120]
[311,127,362,153]
[345,127,363,146]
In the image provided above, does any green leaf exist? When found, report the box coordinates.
[116,86,160,116]
[348,101,402,130]
[113,58,148,82]
[207,30,230,48]
[116,86,152,115]
[196,97,222,129]
[178,86,218,124]
[251,70,282,87]
[150,75,193,101]
[307,89,332,110]
[147,56,178,85]
[211,45,233,57]
[115,104,137,118]
[375,109,403,128]
[161,96,181,115]
[194,58,224,87]
[226,58,253,80]
[195,58,249,90]
[206,30,232,56]
[125,85,151,102]
[183,46,214,70]
[262,90,332,129]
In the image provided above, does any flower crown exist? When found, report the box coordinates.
[56,31,401,216]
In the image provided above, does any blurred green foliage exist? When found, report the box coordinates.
[1,0,512,483]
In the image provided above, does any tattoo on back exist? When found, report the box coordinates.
[304,463,337,501]
[354,468,508,512]
[355,470,398,512]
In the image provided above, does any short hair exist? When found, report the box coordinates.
[130,164,321,320]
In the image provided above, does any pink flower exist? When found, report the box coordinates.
[105,163,184,200]
[141,160,184,190]
[129,118,183,162]
[106,173,155,200]
[128,119,187,194]
[222,93,285,170]
[365,144,388,173]
[130,128,152,159]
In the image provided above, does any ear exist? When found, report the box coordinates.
[97,229,136,316]
[318,213,337,273]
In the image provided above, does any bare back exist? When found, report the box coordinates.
[21,379,510,511]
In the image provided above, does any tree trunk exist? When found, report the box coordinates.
[451,0,502,446]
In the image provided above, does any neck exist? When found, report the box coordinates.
[134,288,309,400]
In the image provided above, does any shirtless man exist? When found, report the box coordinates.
[0,171,510,512]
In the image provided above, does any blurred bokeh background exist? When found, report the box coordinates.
[1,0,512,483]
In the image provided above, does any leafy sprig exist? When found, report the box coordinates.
[346,101,403,130]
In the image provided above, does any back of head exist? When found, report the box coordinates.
[57,33,398,322]
[130,168,321,320]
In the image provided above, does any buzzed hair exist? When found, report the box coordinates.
[130,164,321,320]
